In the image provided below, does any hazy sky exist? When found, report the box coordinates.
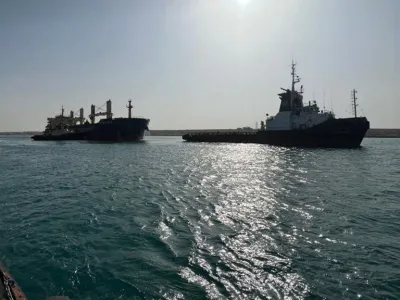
[0,0,398,131]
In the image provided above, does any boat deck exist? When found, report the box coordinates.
[0,280,9,300]
[0,263,27,300]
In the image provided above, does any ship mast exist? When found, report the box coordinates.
[351,89,358,118]
[290,61,301,109]
[127,99,133,119]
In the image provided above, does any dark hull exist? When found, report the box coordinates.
[32,118,149,142]
[31,132,86,141]
[182,117,370,148]
[84,118,149,142]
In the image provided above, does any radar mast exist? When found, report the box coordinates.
[290,61,301,109]
[351,89,358,118]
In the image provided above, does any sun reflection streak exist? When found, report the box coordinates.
[176,144,314,299]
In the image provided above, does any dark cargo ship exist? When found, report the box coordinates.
[32,100,149,142]
[183,62,370,148]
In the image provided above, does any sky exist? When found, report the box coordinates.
[0,0,398,131]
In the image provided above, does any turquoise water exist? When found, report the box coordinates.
[0,136,399,300]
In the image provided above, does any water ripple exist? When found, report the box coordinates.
[0,136,399,299]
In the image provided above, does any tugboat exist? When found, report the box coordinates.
[32,100,150,142]
[182,62,370,148]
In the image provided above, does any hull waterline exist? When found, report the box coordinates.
[182,117,370,149]
[32,118,149,142]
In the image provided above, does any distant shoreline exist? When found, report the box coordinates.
[1,129,400,138]
[148,129,400,138]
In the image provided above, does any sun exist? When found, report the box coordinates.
[237,0,251,5]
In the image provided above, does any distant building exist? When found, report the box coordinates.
[236,127,254,131]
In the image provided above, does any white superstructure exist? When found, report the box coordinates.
[45,106,85,134]
[265,62,334,131]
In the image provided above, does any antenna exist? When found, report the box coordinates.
[351,89,358,118]
[290,60,301,109]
